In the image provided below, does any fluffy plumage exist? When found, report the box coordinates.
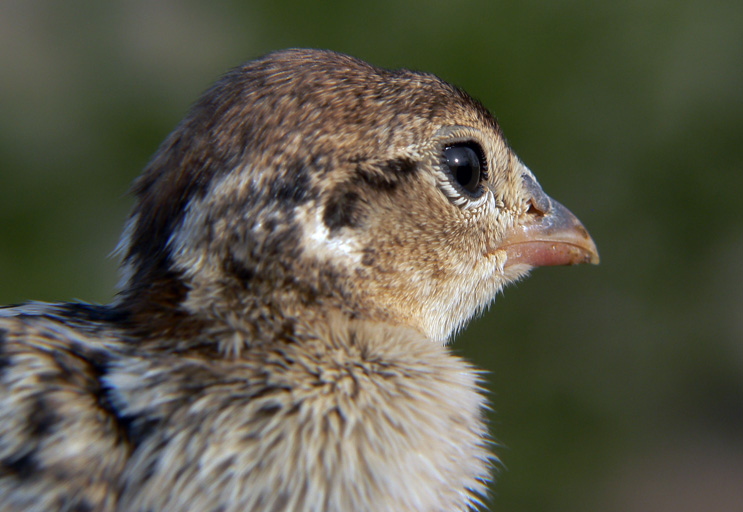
[0,49,597,511]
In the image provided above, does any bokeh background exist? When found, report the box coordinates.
[1,1,742,510]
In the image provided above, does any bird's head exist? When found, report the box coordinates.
[115,49,598,347]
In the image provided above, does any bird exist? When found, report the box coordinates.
[0,49,598,512]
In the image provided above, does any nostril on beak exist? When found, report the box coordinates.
[526,198,547,217]
[522,173,552,217]
[526,189,552,218]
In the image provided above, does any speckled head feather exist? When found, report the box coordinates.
[115,48,594,347]
[1,49,597,512]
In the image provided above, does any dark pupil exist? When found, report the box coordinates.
[445,145,481,193]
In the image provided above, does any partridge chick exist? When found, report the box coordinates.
[0,49,598,512]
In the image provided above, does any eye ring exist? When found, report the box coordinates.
[442,142,488,198]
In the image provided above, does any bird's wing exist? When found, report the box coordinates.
[0,304,130,512]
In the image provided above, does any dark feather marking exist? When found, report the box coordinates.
[0,328,8,374]
[82,349,157,450]
[254,403,283,419]
[70,500,95,512]
[323,157,416,232]
[27,395,58,439]
[58,303,128,326]
[361,249,377,267]
[323,190,361,231]
[269,161,313,205]
[383,157,417,176]
[120,269,206,340]
[354,157,418,192]
[0,452,39,481]
[224,255,255,287]
[117,414,160,449]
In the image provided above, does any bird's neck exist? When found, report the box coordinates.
[115,268,379,355]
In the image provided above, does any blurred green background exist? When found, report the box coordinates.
[1,1,742,510]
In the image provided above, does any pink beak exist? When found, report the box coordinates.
[499,174,599,268]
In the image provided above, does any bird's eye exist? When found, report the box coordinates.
[443,143,486,196]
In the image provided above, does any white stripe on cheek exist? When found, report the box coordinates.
[297,203,362,266]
